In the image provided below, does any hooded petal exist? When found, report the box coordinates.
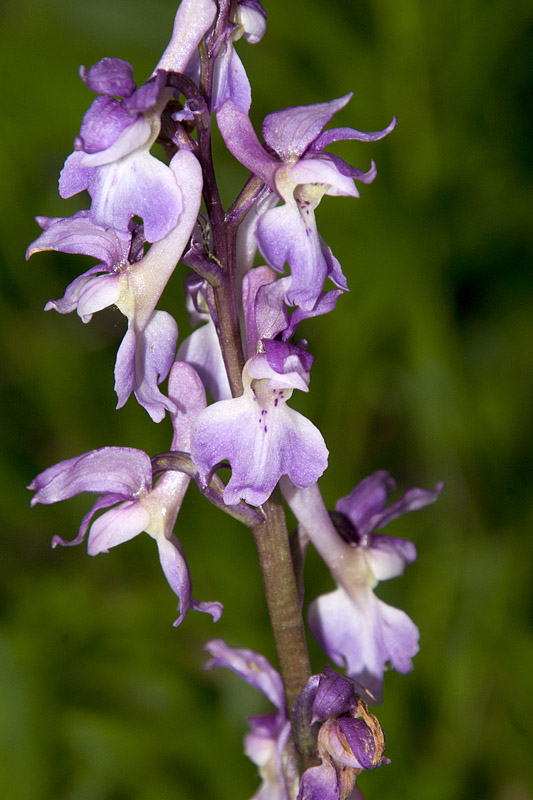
[80,57,136,98]
[78,95,137,154]
[262,95,352,161]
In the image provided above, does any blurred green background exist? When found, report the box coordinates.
[1,0,532,798]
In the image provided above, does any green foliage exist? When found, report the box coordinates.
[0,0,531,798]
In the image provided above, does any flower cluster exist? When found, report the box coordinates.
[27,2,442,798]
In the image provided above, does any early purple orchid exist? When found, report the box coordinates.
[29,362,222,626]
[28,149,203,421]
[59,61,182,243]
[206,643,387,800]
[294,665,388,800]
[282,473,443,702]
[205,638,294,800]
[191,267,328,506]
[217,94,396,310]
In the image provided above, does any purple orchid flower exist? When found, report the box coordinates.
[295,665,388,800]
[28,149,203,421]
[217,94,396,310]
[191,267,328,506]
[282,473,443,703]
[28,362,222,626]
[206,643,386,800]
[205,638,293,800]
[174,0,266,114]
[26,210,133,321]
[60,58,183,243]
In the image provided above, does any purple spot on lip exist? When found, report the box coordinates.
[264,425,268,433]
[274,398,279,407]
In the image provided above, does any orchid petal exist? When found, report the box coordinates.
[87,500,150,554]
[29,447,152,505]
[155,0,217,73]
[262,94,352,160]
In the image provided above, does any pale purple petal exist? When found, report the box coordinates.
[87,500,150,554]
[125,72,166,114]
[255,202,329,311]
[216,100,277,188]
[204,639,285,711]
[297,762,339,800]
[79,115,152,167]
[78,95,137,154]
[366,535,417,581]
[43,268,107,318]
[167,361,208,450]
[308,586,419,703]
[87,149,182,242]
[190,598,223,622]
[323,154,377,183]
[262,341,313,380]
[75,272,121,322]
[212,45,251,113]
[282,290,343,341]
[235,192,279,278]
[288,157,359,197]
[372,483,445,532]
[155,0,217,73]
[262,94,352,160]
[177,318,232,402]
[240,1,267,43]
[337,472,443,537]
[29,447,152,505]
[80,58,136,97]
[132,310,179,422]
[114,326,136,410]
[310,117,398,152]
[155,531,194,626]
[192,374,328,506]
[59,151,92,198]
[246,352,309,392]
[242,265,281,355]
[336,471,396,537]
[26,210,131,266]
[52,492,129,549]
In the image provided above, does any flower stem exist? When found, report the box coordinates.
[252,487,313,759]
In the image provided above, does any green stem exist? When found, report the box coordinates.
[251,487,314,761]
